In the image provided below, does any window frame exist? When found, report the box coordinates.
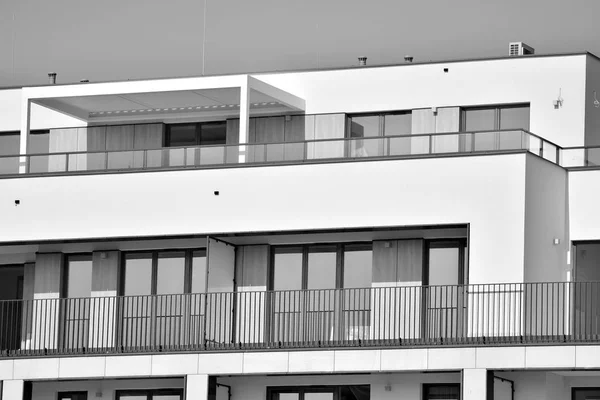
[460,103,530,132]
[165,121,227,148]
[58,391,88,400]
[115,388,184,400]
[268,242,373,291]
[267,385,370,400]
[119,249,207,296]
[62,253,94,299]
[422,383,461,400]
[346,111,412,138]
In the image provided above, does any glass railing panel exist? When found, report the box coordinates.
[144,149,163,168]
[528,136,542,157]
[560,148,585,167]
[0,156,20,175]
[542,141,558,163]
[87,152,108,171]
[107,150,135,170]
[498,130,525,150]
[386,135,412,156]
[264,143,285,162]
[349,137,385,158]
[431,134,460,154]
[473,131,498,151]
[48,154,68,172]
[164,148,186,168]
[199,146,226,165]
[283,142,305,161]
[248,143,266,163]
[309,139,346,159]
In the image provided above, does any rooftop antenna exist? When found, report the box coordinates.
[201,0,208,75]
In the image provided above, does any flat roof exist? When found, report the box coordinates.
[1,51,598,91]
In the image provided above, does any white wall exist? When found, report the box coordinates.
[524,156,569,282]
[0,154,528,284]
[0,89,86,132]
[569,169,600,241]
[260,55,588,147]
[220,372,460,400]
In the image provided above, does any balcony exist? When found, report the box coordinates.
[0,281,598,357]
[0,128,560,177]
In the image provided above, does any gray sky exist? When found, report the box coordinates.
[1,0,599,87]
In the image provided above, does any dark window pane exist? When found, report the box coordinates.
[0,133,20,174]
[273,248,303,291]
[200,122,226,145]
[500,106,530,130]
[340,386,370,400]
[157,252,185,294]
[124,253,152,295]
[463,108,495,131]
[423,384,460,400]
[343,246,373,289]
[349,116,380,157]
[191,250,207,293]
[307,246,337,289]
[167,124,197,147]
[66,256,93,298]
[384,113,412,136]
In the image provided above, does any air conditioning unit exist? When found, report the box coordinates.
[509,42,535,56]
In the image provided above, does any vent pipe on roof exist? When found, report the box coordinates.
[48,73,57,84]
[358,57,367,66]
[404,55,414,63]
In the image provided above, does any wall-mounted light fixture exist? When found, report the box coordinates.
[553,238,561,245]
[553,89,564,109]
[594,91,600,108]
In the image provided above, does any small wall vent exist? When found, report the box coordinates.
[358,57,367,66]
[509,42,535,56]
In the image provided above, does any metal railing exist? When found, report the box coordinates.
[0,129,559,176]
[0,281,599,357]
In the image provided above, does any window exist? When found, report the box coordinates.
[63,254,93,349]
[121,250,207,296]
[270,243,373,291]
[58,392,88,400]
[461,104,530,151]
[462,104,530,131]
[165,122,226,147]
[116,389,183,400]
[422,384,460,400]
[270,244,373,342]
[0,132,20,174]
[268,386,369,400]
[347,112,412,157]
[121,250,206,347]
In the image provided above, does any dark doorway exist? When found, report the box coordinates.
[0,265,25,352]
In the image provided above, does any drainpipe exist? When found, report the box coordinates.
[494,375,515,400]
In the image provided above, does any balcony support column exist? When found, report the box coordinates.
[462,369,493,400]
[185,374,209,400]
[238,76,250,163]
[19,96,31,173]
[2,379,25,399]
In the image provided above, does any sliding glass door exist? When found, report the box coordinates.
[423,240,466,341]
[270,244,372,344]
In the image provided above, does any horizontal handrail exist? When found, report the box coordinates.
[0,281,598,357]
[0,129,562,176]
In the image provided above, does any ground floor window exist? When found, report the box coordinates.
[116,389,183,400]
[573,388,600,400]
[268,385,369,400]
[422,384,460,400]
[58,392,88,400]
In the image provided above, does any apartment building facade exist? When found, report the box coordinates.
[0,51,600,400]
